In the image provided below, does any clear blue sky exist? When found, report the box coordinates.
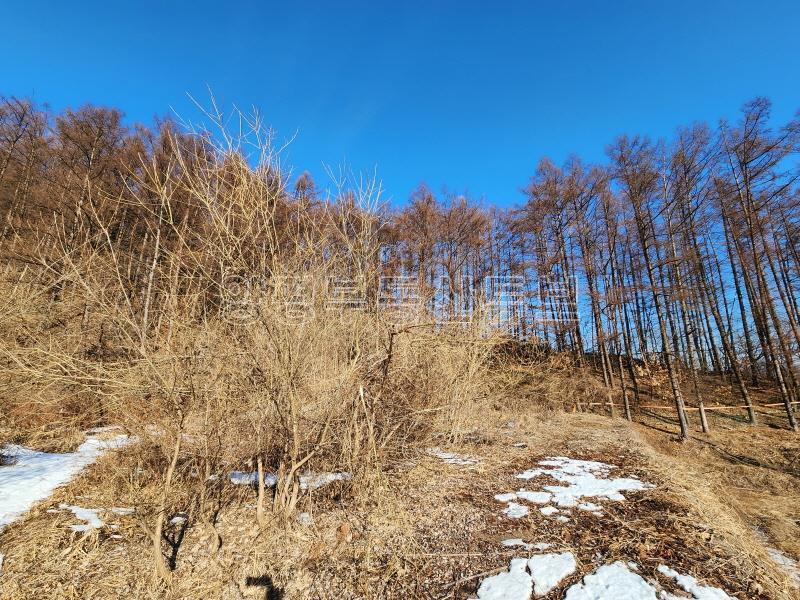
[2,1,799,206]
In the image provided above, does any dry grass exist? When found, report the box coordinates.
[1,103,799,599]
[3,372,800,599]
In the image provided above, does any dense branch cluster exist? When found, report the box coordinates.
[1,96,799,437]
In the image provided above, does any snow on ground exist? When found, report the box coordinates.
[478,457,734,598]
[517,457,652,508]
[494,457,651,524]
[528,552,577,596]
[767,548,800,584]
[501,539,552,551]
[229,471,279,486]
[502,502,530,519]
[477,552,577,599]
[0,433,128,530]
[229,470,351,490]
[300,472,352,489]
[427,447,479,465]
[564,561,657,599]
[168,512,189,526]
[517,491,552,504]
[752,525,800,585]
[59,504,105,532]
[657,566,734,599]
[477,558,533,600]
[110,507,135,516]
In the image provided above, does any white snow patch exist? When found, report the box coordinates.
[59,504,104,532]
[477,558,532,600]
[427,448,478,465]
[556,515,570,523]
[297,512,314,526]
[0,433,128,530]
[517,468,546,480]
[540,506,559,516]
[501,538,533,550]
[515,457,652,509]
[767,548,800,584]
[657,565,734,599]
[300,472,352,490]
[501,539,554,552]
[528,552,577,596]
[476,558,733,600]
[577,502,601,512]
[110,507,135,516]
[502,502,530,519]
[495,492,518,503]
[229,471,279,486]
[564,561,658,599]
[517,491,551,504]
[169,514,188,526]
[228,470,351,490]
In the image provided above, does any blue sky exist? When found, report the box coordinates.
[2,1,799,206]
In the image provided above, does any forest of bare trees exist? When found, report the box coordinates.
[1,95,799,440]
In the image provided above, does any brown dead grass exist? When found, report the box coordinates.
[2,384,799,599]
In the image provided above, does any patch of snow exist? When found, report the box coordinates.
[501,538,534,550]
[564,561,658,599]
[427,448,478,465]
[540,506,559,516]
[751,525,800,584]
[297,512,314,526]
[528,552,577,596]
[59,504,104,532]
[110,507,135,516]
[501,539,554,552]
[169,514,187,526]
[517,468,546,480]
[477,558,532,600]
[516,457,652,509]
[229,471,279,486]
[300,472,352,490]
[556,515,570,523]
[577,502,601,511]
[517,491,551,504]
[228,470,351,490]
[495,492,518,502]
[657,566,734,599]
[767,548,800,584]
[513,442,528,448]
[503,502,530,519]
[0,433,128,530]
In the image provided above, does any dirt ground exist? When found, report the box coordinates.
[1,399,799,599]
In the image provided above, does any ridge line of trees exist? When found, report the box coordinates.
[1,95,798,435]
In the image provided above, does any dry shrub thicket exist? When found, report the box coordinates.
[0,104,500,582]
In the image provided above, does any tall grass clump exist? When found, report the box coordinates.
[0,102,494,582]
